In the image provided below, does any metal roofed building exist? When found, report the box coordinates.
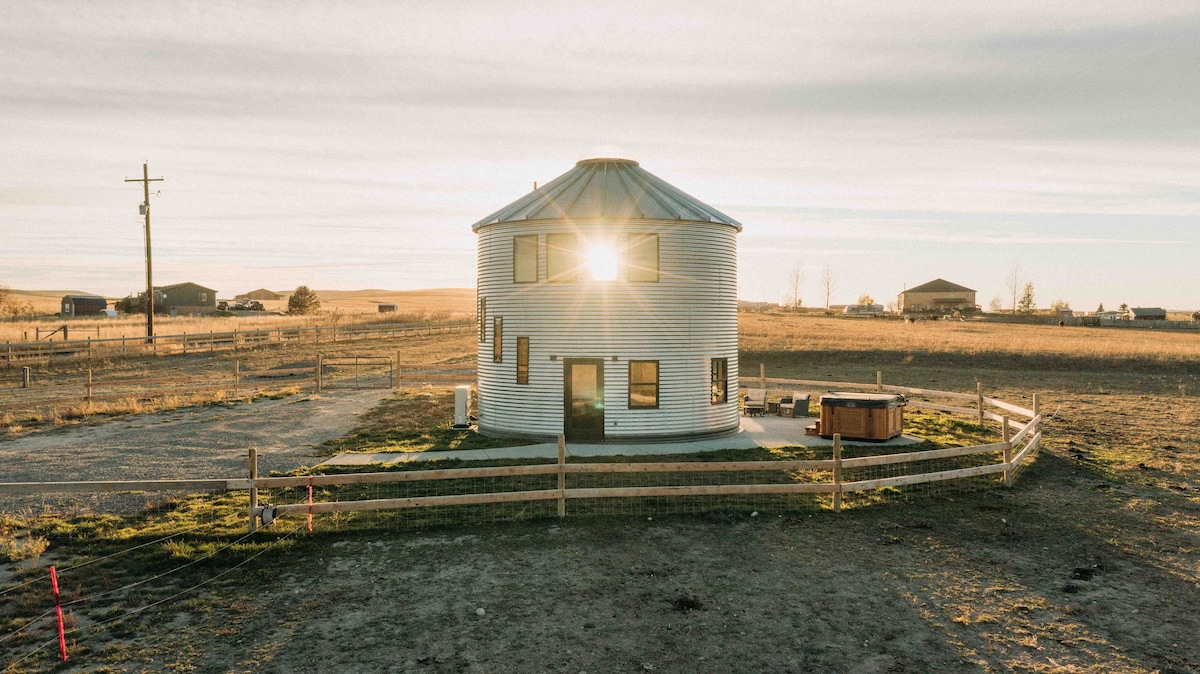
[898,278,978,314]
[472,157,742,443]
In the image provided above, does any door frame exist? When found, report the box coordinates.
[563,358,605,443]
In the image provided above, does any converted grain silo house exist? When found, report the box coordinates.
[473,157,741,442]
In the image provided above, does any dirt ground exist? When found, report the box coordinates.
[0,390,390,482]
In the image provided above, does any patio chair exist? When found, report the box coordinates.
[743,388,767,416]
[778,392,811,418]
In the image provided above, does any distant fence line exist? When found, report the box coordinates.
[0,359,480,416]
[0,377,1042,533]
[0,320,472,367]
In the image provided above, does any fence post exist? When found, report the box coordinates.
[183,333,188,355]
[557,435,566,518]
[832,434,842,513]
[759,363,765,390]
[86,369,93,403]
[210,331,214,353]
[122,335,126,355]
[1001,415,1012,487]
[21,366,31,388]
[876,370,882,392]
[234,328,239,354]
[235,360,240,396]
[1032,393,1040,418]
[248,447,259,533]
[977,381,984,426]
[316,354,323,392]
[395,350,402,391]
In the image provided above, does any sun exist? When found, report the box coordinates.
[585,242,618,281]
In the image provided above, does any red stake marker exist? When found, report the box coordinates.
[49,566,68,662]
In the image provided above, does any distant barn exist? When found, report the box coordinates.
[1128,307,1166,321]
[377,303,398,313]
[156,282,218,316]
[898,279,977,314]
[237,288,283,301]
[61,295,107,317]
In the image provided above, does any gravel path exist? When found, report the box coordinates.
[0,390,390,483]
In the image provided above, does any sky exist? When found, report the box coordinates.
[1,1,1198,310]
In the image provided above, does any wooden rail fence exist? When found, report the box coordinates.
[1,320,471,367]
[0,379,1042,531]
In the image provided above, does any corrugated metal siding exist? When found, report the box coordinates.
[476,219,740,440]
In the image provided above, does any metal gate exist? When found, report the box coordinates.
[316,355,395,391]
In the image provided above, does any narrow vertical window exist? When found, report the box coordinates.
[627,233,659,282]
[629,360,659,409]
[516,336,529,384]
[478,297,487,342]
[710,358,728,404]
[493,317,503,363]
[546,233,578,282]
[513,235,538,283]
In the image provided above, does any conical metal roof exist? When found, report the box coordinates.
[471,158,742,231]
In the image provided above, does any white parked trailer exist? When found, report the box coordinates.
[472,157,743,443]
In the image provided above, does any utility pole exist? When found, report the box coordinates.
[125,163,163,341]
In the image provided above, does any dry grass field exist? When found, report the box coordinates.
[2,311,1199,672]
[0,288,475,344]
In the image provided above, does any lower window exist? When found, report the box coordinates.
[629,360,659,409]
[516,336,529,384]
[710,358,728,404]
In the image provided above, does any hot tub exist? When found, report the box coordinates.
[819,393,907,441]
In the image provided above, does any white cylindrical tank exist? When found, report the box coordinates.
[472,158,741,443]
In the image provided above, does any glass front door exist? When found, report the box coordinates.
[563,359,604,443]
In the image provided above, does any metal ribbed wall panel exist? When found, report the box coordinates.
[475,218,740,441]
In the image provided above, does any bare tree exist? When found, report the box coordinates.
[1004,264,1023,316]
[820,265,835,309]
[988,296,1004,313]
[785,265,805,308]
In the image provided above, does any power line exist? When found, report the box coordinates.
[124,162,163,342]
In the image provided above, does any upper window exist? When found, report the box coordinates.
[629,360,659,409]
[627,234,659,282]
[710,358,728,404]
[546,233,579,282]
[493,317,503,362]
[516,336,529,384]
[513,235,538,283]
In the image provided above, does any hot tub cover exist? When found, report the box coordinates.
[820,393,908,409]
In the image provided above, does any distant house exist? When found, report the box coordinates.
[898,279,977,313]
[1095,311,1125,321]
[61,295,107,317]
[377,303,398,313]
[237,288,283,301]
[153,282,218,316]
[1128,307,1166,321]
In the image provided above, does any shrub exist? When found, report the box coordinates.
[287,285,321,315]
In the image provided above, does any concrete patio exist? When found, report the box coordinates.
[320,414,921,466]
